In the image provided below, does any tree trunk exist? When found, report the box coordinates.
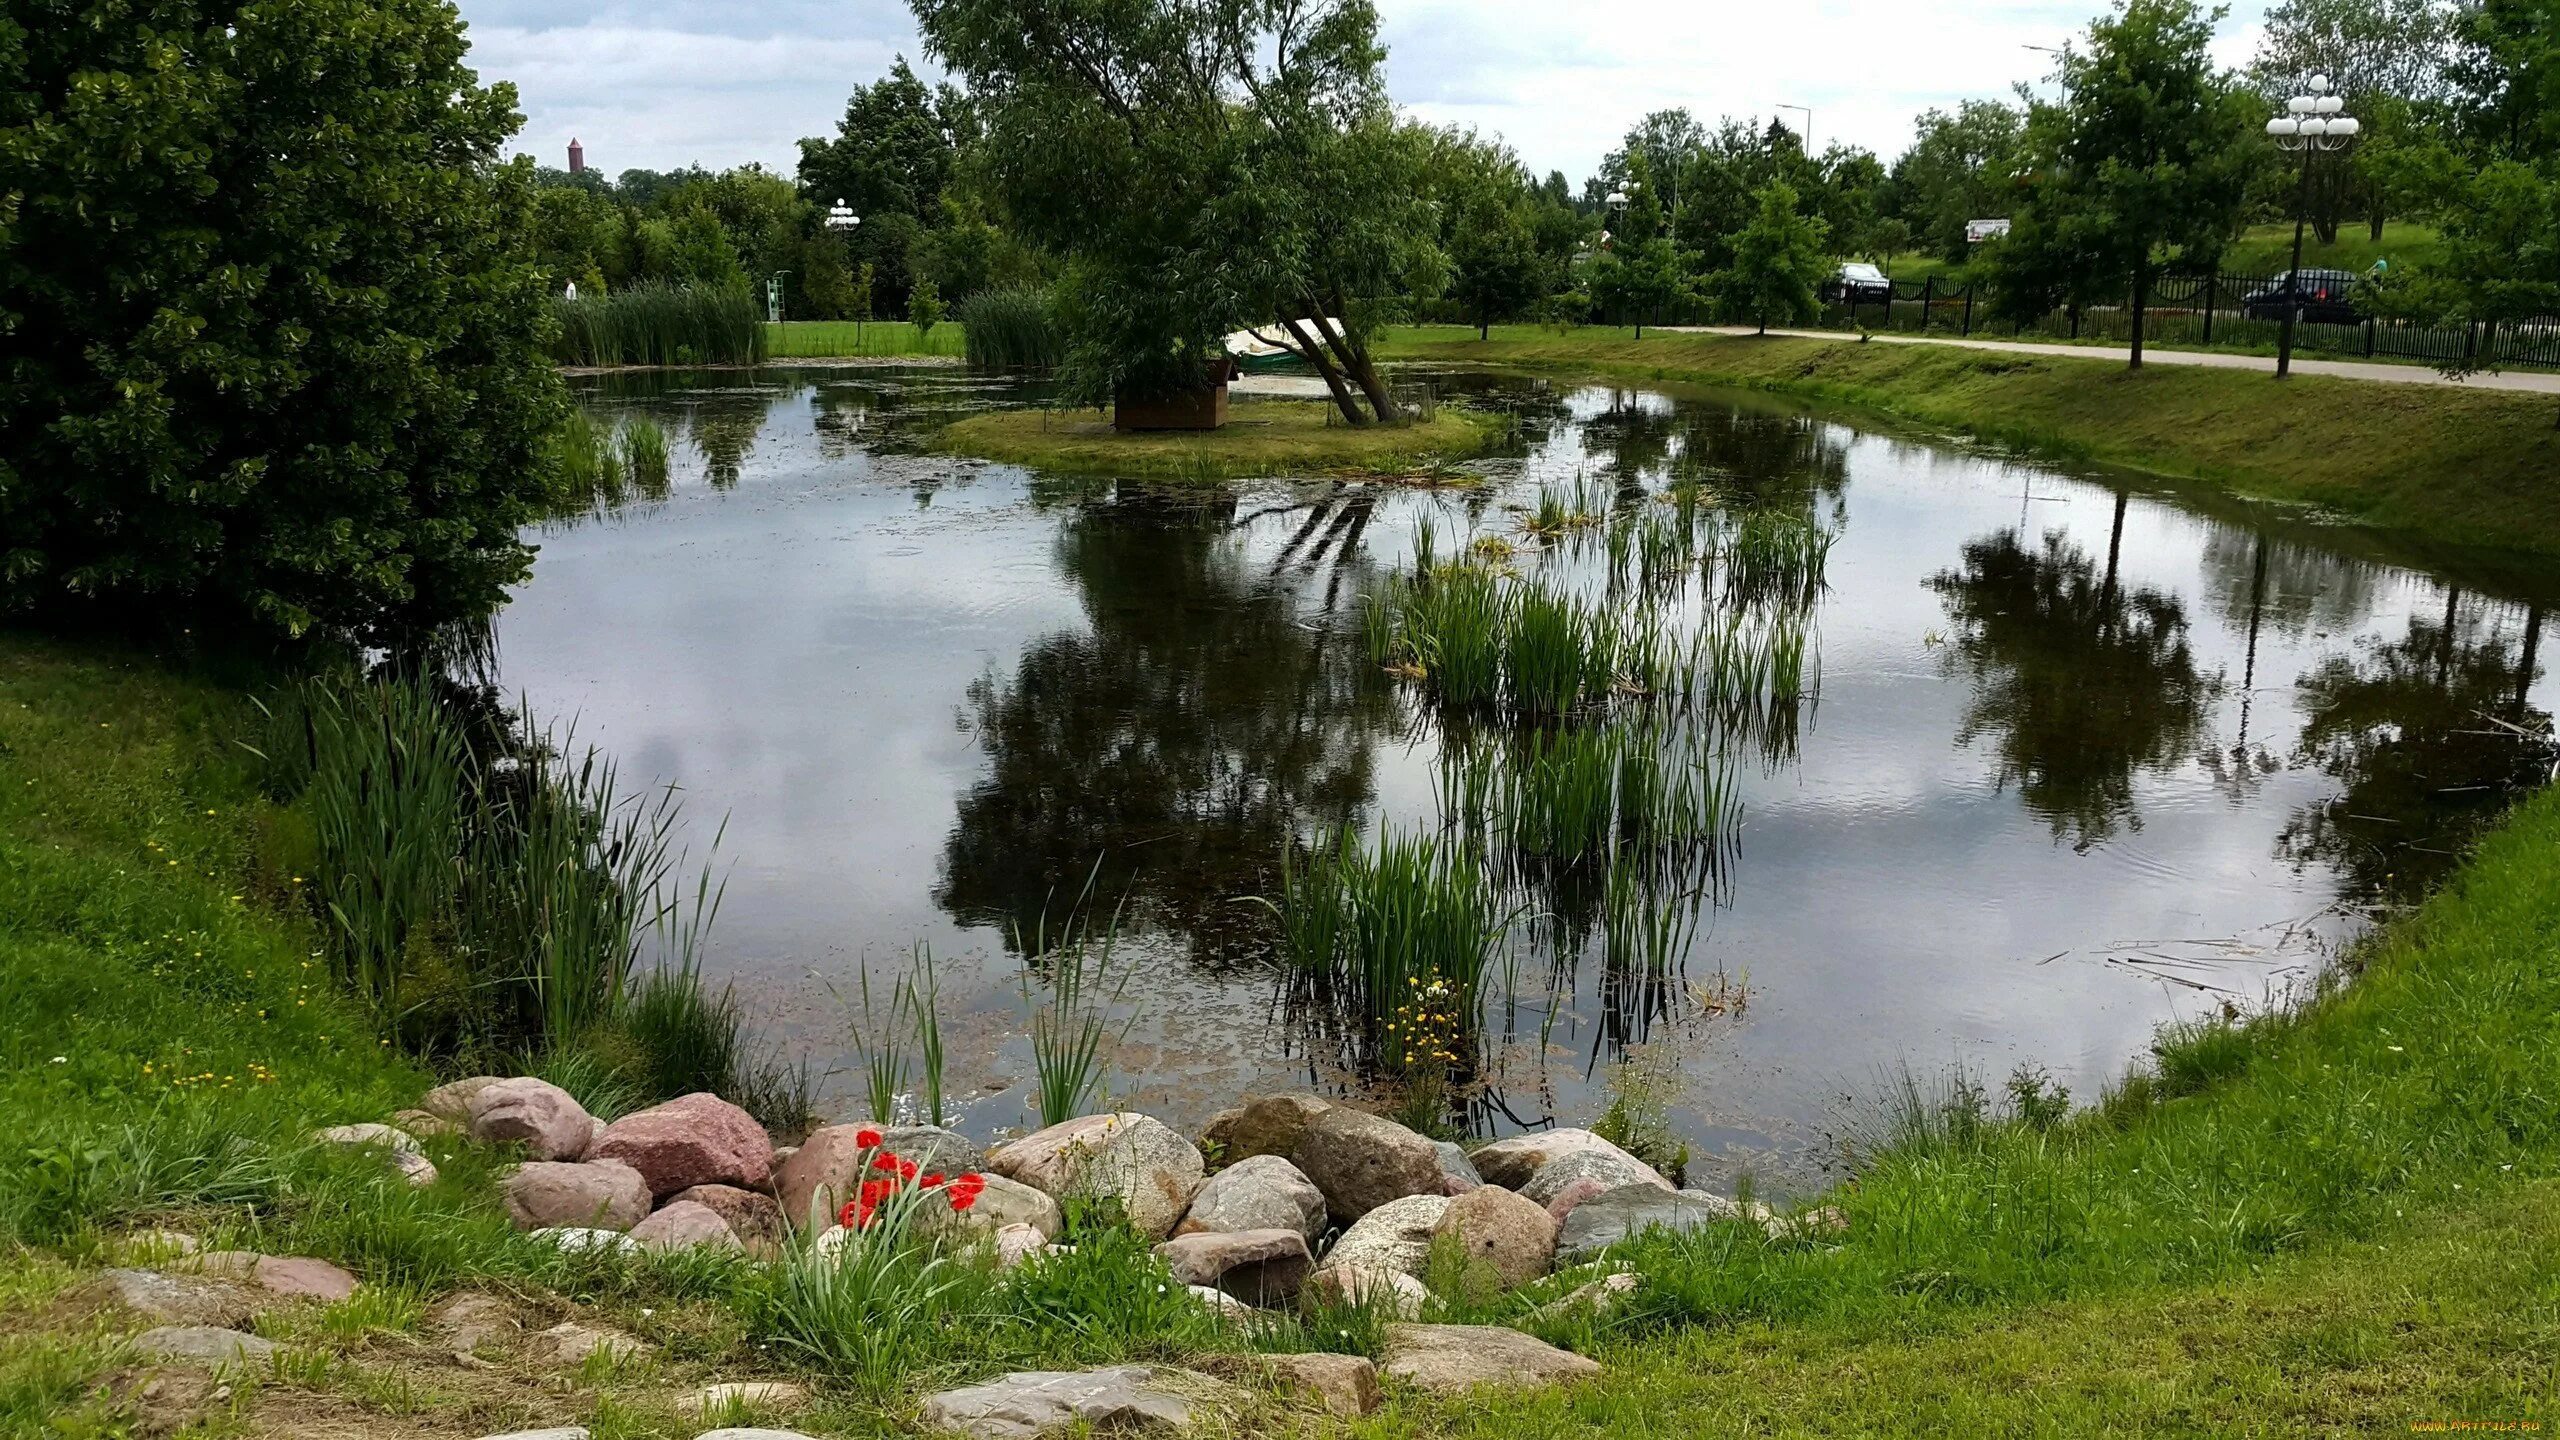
[1278,318,1370,427]
[2127,266,2148,371]
[1311,313,1401,425]
[2369,203,2386,242]
[1478,308,1489,342]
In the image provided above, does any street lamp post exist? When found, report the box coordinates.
[1775,104,1812,151]
[2265,75,2360,379]
[825,199,862,347]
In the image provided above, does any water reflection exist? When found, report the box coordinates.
[1928,501,2224,850]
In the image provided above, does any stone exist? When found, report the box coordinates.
[311,1122,421,1154]
[1433,1185,1556,1290]
[671,1184,789,1257]
[772,1124,987,1232]
[394,1108,463,1137]
[1315,1193,1447,1279]
[1203,1351,1381,1417]
[1527,1270,1641,1323]
[473,1430,588,1440]
[1176,1153,1326,1241]
[418,1074,506,1124]
[527,1321,646,1367]
[530,1227,642,1256]
[1765,1204,1848,1241]
[131,1326,278,1368]
[117,1229,199,1260]
[1380,1323,1600,1392]
[1555,1184,1741,1263]
[682,1381,810,1416]
[1186,1285,1257,1319]
[1517,1147,1672,1207]
[501,1160,652,1232]
[429,1292,518,1355]
[913,1173,1065,1246]
[590,1092,774,1199]
[1543,1177,1612,1227]
[986,1113,1204,1240]
[1156,1228,1312,1306]
[916,1365,1200,1439]
[246,1255,360,1302]
[84,1269,257,1328]
[1432,1140,1483,1195]
[1468,1129,1650,1191]
[1299,1265,1427,1320]
[1200,1093,1334,1163]
[628,1200,742,1253]
[991,1223,1053,1270]
[467,1078,596,1161]
[1289,1108,1440,1221]
[390,1150,440,1188]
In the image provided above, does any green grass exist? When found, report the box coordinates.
[937,400,1500,480]
[763,320,966,359]
[1375,325,2560,560]
[1879,220,2446,286]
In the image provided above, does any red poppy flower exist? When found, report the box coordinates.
[855,1128,883,1149]
[921,1172,946,1188]
[949,1192,978,1212]
[896,1157,918,1180]
[838,1200,860,1228]
[872,1151,904,1172]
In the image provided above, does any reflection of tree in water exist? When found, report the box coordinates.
[2198,527,2386,642]
[1672,403,1850,522]
[679,389,780,489]
[934,484,1402,965]
[1581,391,1681,500]
[2281,593,2552,905]
[1928,502,2223,850]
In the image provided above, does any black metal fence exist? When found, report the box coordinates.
[1811,267,2560,371]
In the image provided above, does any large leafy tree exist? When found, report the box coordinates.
[1714,180,1831,333]
[1890,101,2026,263]
[1586,154,1686,337]
[0,0,562,643]
[796,59,960,315]
[910,0,1438,424]
[1430,130,1548,338]
[1988,0,2257,368]
[2248,0,2457,240]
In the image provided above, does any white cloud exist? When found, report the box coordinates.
[462,0,2272,181]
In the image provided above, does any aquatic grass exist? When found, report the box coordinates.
[903,944,949,1127]
[618,416,672,497]
[1015,869,1130,1126]
[1264,827,1512,1062]
[550,282,767,368]
[853,966,912,1126]
[956,287,1063,370]
[551,407,626,510]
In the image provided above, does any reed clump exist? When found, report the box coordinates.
[619,416,672,497]
[551,282,768,368]
[956,287,1064,370]
[1263,827,1512,1064]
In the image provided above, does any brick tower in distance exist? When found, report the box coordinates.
[567,138,586,175]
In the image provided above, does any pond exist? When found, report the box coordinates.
[506,362,2557,1193]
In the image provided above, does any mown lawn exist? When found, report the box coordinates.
[1376,325,2560,560]
[764,320,965,359]
[936,399,1501,479]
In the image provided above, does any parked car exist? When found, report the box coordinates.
[1822,262,1895,305]
[2242,269,2361,325]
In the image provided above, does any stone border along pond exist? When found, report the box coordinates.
[98,1075,1844,1438]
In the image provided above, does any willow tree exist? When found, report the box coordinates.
[909,0,1437,425]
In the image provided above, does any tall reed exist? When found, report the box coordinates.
[550,282,768,368]
[619,416,672,497]
[1264,826,1511,1057]
[1015,871,1128,1126]
[956,287,1062,370]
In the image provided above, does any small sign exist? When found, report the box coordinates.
[765,277,783,324]
[1966,218,2013,244]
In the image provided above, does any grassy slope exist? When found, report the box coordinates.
[937,399,1499,479]
[1376,325,2560,559]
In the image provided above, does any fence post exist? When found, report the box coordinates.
[2070,303,2082,341]
[2201,267,2218,345]
[1961,284,1975,337]
[1920,277,1935,333]
[2366,317,2377,358]
[2466,322,2479,363]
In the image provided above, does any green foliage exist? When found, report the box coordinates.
[796,58,961,316]
[1015,879,1126,1127]
[549,283,769,368]
[1265,826,1511,1060]
[908,278,946,335]
[0,0,563,642]
[956,287,1064,369]
[1714,181,1832,332]
[1432,131,1554,336]
[1890,101,2026,264]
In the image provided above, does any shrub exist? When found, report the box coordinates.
[0,0,563,643]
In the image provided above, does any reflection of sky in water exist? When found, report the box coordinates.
[502,366,2556,1192]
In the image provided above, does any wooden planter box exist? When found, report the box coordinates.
[1114,358,1241,432]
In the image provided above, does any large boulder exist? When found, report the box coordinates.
[1517,1146,1671,1207]
[915,1173,1066,1245]
[418,1075,506,1124]
[1467,1129,1651,1191]
[82,1269,257,1328]
[1176,1154,1325,1241]
[986,1114,1204,1240]
[500,1159,652,1232]
[1201,1093,1335,1163]
[1555,1184,1741,1263]
[670,1184,788,1257]
[1315,1193,1447,1279]
[628,1199,741,1253]
[1289,1108,1439,1220]
[1432,1141,1482,1194]
[773,1124,984,1232]
[916,1365,1203,1439]
[1155,1228,1312,1306]
[589,1092,772,1198]
[1543,1177,1613,1227]
[132,1326,278,1368]
[1380,1323,1600,1392]
[1202,1351,1381,1418]
[466,1078,595,1161]
[1432,1185,1556,1290]
[1299,1265,1427,1320]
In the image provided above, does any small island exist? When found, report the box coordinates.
[938,400,1502,480]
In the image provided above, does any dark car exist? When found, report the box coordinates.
[2242,269,2361,326]
[1821,262,1895,306]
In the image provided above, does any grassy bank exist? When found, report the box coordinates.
[937,400,1501,479]
[766,321,964,359]
[7,623,2560,1434]
[1376,325,2560,559]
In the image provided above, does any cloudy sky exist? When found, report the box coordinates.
[458,0,2268,185]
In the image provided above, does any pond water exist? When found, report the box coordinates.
[508,363,2557,1192]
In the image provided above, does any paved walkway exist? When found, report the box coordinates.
[1671,325,2560,395]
